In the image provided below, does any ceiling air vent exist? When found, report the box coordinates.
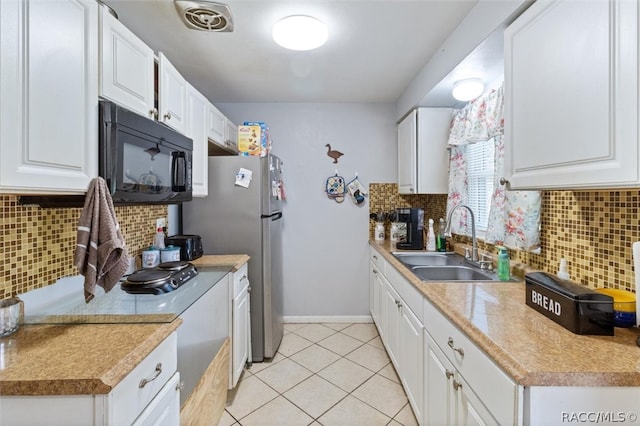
[174,0,233,32]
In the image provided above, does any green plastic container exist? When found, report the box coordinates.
[497,246,510,281]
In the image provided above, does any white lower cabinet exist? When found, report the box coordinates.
[369,249,386,338]
[229,262,250,388]
[424,330,497,425]
[370,248,424,422]
[423,298,518,425]
[0,332,179,426]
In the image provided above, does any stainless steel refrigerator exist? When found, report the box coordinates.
[181,154,284,362]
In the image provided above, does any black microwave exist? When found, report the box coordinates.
[99,100,193,204]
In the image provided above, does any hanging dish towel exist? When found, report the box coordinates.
[325,173,346,203]
[74,177,129,302]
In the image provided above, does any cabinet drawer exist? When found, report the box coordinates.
[369,246,386,275]
[385,263,423,324]
[233,263,249,297]
[111,332,178,425]
[423,299,516,424]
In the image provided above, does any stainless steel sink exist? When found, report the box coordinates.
[392,251,502,282]
[392,252,463,267]
[410,265,498,282]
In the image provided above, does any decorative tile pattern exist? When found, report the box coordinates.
[369,184,640,292]
[0,195,167,299]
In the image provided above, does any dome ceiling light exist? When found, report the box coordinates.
[452,78,484,102]
[272,15,328,51]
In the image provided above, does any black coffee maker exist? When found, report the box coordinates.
[395,208,424,250]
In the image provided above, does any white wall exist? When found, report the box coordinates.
[218,103,396,320]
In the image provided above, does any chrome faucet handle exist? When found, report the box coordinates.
[478,253,493,270]
[464,247,471,259]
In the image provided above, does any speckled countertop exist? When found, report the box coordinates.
[370,241,640,387]
[0,254,249,396]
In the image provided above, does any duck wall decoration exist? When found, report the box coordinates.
[325,144,344,164]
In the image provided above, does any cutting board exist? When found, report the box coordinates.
[632,242,640,327]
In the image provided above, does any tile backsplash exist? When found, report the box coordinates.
[0,195,167,299]
[369,183,639,293]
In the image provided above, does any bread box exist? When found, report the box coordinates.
[525,272,614,335]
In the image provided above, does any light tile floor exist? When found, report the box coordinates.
[220,323,419,426]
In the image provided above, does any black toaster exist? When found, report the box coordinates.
[165,234,203,261]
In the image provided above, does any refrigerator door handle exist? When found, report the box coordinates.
[261,212,283,220]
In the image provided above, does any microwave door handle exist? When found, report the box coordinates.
[171,151,186,192]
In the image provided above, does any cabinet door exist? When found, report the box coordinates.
[158,52,187,134]
[455,374,498,426]
[232,284,249,387]
[208,103,226,145]
[397,110,417,194]
[186,84,209,197]
[230,263,250,389]
[224,119,239,153]
[0,0,98,193]
[382,280,401,368]
[504,0,638,189]
[369,263,384,326]
[399,305,423,422]
[416,108,451,194]
[132,372,180,426]
[99,6,154,118]
[424,331,454,426]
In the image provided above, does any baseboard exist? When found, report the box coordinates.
[283,315,373,324]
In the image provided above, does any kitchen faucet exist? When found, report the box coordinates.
[445,204,479,263]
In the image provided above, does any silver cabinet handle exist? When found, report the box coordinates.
[139,363,162,388]
[164,111,172,120]
[240,274,248,283]
[447,337,464,357]
[445,370,454,380]
[149,108,158,119]
[453,380,462,391]
[175,381,184,391]
[372,255,378,260]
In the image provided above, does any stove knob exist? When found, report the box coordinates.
[170,278,179,288]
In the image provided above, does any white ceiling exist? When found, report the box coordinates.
[103,0,487,105]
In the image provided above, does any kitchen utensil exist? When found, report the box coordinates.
[0,298,21,337]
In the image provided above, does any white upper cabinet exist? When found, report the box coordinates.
[224,119,239,153]
[0,0,98,194]
[186,84,209,197]
[99,6,155,119]
[208,103,226,144]
[504,0,638,190]
[397,108,452,194]
[159,52,187,134]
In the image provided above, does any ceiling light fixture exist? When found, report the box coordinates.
[452,79,484,101]
[272,15,328,51]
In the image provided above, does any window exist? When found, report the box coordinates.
[466,139,495,234]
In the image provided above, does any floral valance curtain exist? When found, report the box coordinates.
[446,84,541,252]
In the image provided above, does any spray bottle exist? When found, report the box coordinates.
[426,218,436,251]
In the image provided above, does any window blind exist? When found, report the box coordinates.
[466,139,495,232]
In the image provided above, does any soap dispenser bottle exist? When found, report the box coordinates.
[436,218,447,252]
[426,218,436,251]
[497,246,510,281]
